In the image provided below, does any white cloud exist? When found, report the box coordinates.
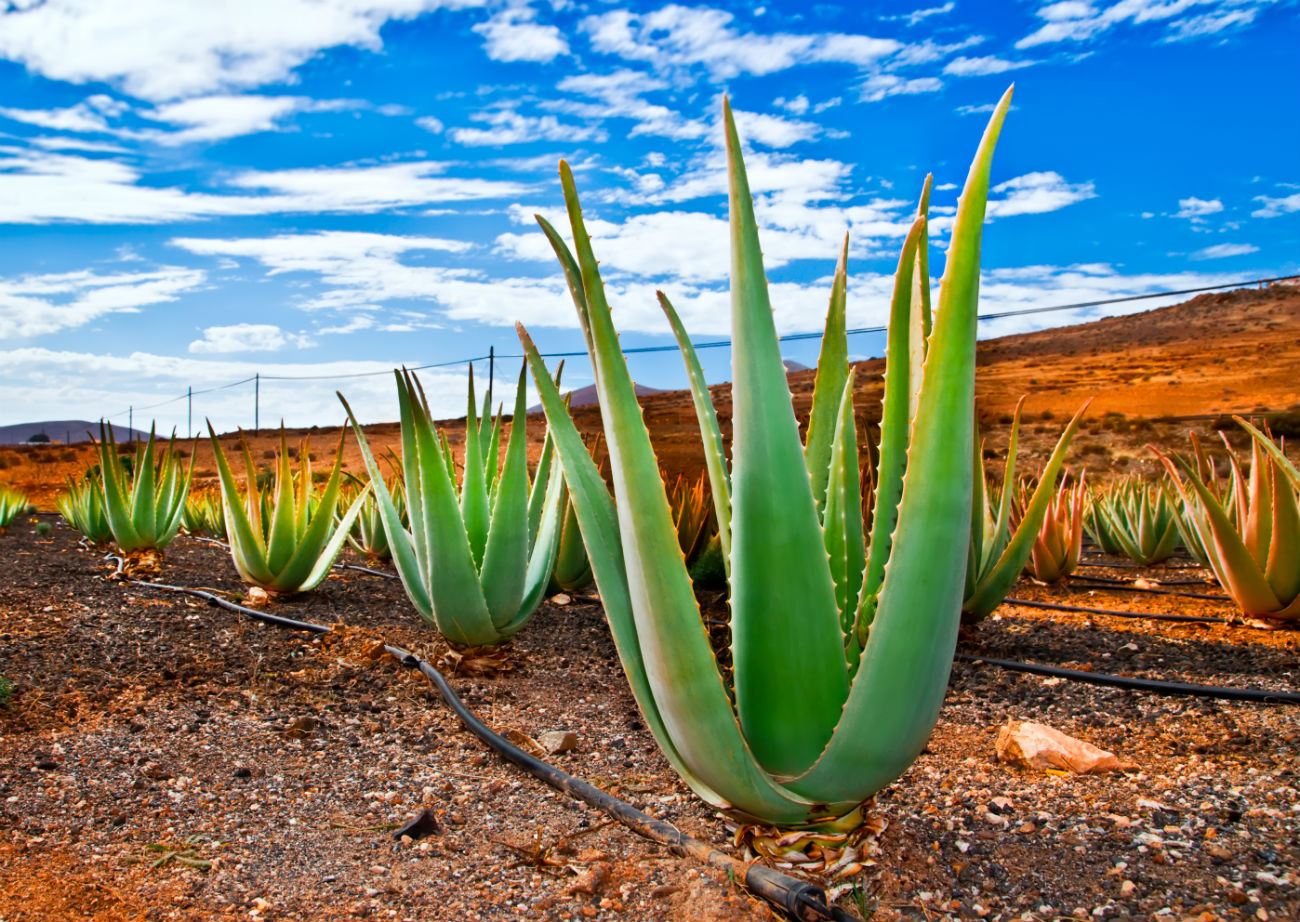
[731,109,821,148]
[987,172,1096,217]
[449,108,605,146]
[0,0,486,101]
[0,147,532,224]
[552,69,707,141]
[141,95,353,145]
[171,231,472,312]
[882,3,956,26]
[1018,0,1270,49]
[579,6,905,80]
[1190,242,1260,260]
[0,266,206,338]
[1252,192,1300,218]
[189,323,314,353]
[774,94,809,115]
[416,115,445,133]
[1175,196,1223,219]
[943,55,1034,76]
[859,74,944,103]
[473,6,568,62]
[0,93,127,133]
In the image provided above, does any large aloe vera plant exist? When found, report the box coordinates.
[1156,421,1300,621]
[96,424,193,556]
[963,398,1089,620]
[339,366,565,645]
[517,92,1011,827]
[207,426,368,595]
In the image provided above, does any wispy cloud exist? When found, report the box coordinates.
[987,172,1096,217]
[1252,192,1300,218]
[1190,242,1259,260]
[1018,0,1272,49]
[449,108,605,146]
[943,55,1034,76]
[0,148,531,224]
[0,266,206,338]
[189,323,314,353]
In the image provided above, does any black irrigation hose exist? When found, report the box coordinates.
[1066,578,1230,602]
[1004,596,1228,625]
[1076,559,1204,571]
[955,653,1300,704]
[386,644,863,922]
[121,577,333,634]
[118,571,860,922]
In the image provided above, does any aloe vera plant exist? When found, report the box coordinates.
[1156,421,1300,621]
[1087,478,1180,565]
[207,426,369,595]
[96,424,193,556]
[517,92,1011,827]
[1022,470,1086,582]
[0,486,29,531]
[56,475,113,544]
[181,491,226,539]
[963,398,1090,620]
[339,366,565,645]
[341,474,404,561]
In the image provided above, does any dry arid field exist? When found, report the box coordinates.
[0,283,1297,922]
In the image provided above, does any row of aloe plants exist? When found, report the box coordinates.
[44,92,1296,837]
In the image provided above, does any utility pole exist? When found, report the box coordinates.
[187,386,192,439]
[487,346,495,411]
[254,374,260,433]
[128,406,133,441]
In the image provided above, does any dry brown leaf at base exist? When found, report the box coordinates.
[995,719,1136,774]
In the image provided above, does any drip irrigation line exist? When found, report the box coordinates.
[386,644,864,922]
[1065,578,1229,602]
[1004,596,1227,625]
[113,568,862,922]
[336,562,398,579]
[1076,560,1204,572]
[954,653,1300,704]
[118,576,332,634]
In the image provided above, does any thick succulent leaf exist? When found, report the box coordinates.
[207,425,274,585]
[963,399,1089,620]
[657,291,732,576]
[803,235,850,515]
[265,431,299,575]
[478,367,531,626]
[722,97,848,776]
[502,456,566,636]
[528,429,557,545]
[276,430,353,591]
[908,174,933,422]
[856,216,927,640]
[535,216,598,368]
[129,430,158,541]
[1265,459,1300,605]
[822,373,865,635]
[1242,438,1273,568]
[795,85,1011,804]
[461,367,491,569]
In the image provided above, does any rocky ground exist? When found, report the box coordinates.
[0,519,1297,922]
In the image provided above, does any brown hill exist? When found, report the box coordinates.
[3,283,1297,508]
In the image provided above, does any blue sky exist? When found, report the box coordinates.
[0,0,1295,435]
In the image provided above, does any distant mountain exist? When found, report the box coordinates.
[0,420,150,445]
[528,382,664,415]
[783,359,812,373]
